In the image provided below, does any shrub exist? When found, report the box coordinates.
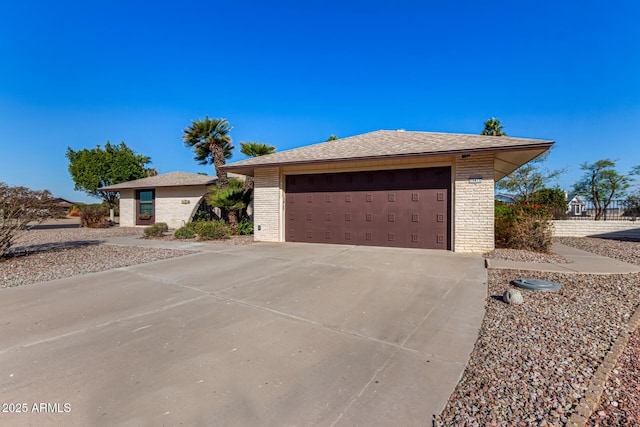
[143,222,169,238]
[71,203,110,215]
[174,226,196,239]
[237,219,254,235]
[194,220,230,241]
[80,207,109,228]
[495,202,554,252]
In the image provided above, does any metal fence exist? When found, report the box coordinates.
[560,199,639,221]
[497,196,640,221]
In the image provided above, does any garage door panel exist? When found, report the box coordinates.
[285,168,450,250]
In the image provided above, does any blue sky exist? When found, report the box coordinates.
[1,0,639,203]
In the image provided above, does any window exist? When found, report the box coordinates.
[138,190,154,217]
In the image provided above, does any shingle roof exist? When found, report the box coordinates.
[100,171,217,190]
[222,130,553,173]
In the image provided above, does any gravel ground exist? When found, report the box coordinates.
[1,226,193,288]
[556,237,640,267]
[436,268,640,426]
[484,248,572,264]
[155,234,255,245]
[588,327,640,426]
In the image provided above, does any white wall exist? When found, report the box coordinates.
[118,186,209,229]
[155,186,209,229]
[253,167,282,242]
[453,154,495,253]
[553,220,640,239]
[119,189,135,227]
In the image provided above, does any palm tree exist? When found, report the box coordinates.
[182,117,234,189]
[240,142,276,157]
[480,118,507,136]
[239,142,276,192]
[208,178,249,233]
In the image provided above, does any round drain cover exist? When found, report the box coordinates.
[511,278,563,292]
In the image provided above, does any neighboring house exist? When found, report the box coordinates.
[495,194,517,205]
[100,172,227,229]
[51,197,75,209]
[222,129,553,253]
[566,193,586,216]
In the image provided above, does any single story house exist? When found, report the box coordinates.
[222,130,553,253]
[101,171,230,229]
[566,193,587,216]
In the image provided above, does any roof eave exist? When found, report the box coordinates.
[221,142,554,177]
[99,182,217,191]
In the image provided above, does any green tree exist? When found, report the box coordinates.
[0,183,65,257]
[66,141,153,220]
[182,116,233,189]
[327,135,339,141]
[239,142,276,192]
[496,151,564,203]
[480,118,507,136]
[573,159,631,220]
[624,189,640,219]
[530,187,568,218]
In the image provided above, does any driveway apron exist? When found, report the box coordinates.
[0,242,486,426]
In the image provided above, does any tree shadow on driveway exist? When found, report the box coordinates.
[5,240,104,258]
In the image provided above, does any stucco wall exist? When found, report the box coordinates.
[453,154,495,253]
[253,167,282,242]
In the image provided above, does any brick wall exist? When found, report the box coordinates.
[119,190,135,227]
[454,154,495,253]
[118,187,208,229]
[553,220,640,239]
[253,167,282,242]
[154,186,209,229]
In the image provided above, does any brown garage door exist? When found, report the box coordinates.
[285,167,451,250]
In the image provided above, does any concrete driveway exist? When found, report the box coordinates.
[0,242,486,426]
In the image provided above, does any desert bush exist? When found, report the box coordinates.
[495,202,554,252]
[174,226,196,239]
[194,220,230,241]
[237,219,254,235]
[80,207,109,228]
[143,222,169,238]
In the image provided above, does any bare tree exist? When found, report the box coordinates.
[1,183,65,257]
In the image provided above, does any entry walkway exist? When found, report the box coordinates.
[487,242,640,274]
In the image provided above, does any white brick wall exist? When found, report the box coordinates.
[118,190,135,227]
[454,154,495,253]
[253,167,282,242]
[117,186,208,229]
[553,220,640,238]
[154,186,209,229]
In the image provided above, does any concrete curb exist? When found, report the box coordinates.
[567,304,640,427]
